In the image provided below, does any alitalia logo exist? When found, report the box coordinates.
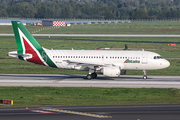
[124,59,140,63]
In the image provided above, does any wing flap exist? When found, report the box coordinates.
[63,60,125,70]
[63,60,106,68]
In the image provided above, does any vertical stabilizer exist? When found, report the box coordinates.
[11,21,43,54]
[11,21,56,67]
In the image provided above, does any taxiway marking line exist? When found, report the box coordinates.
[44,109,112,118]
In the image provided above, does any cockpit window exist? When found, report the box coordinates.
[154,56,163,59]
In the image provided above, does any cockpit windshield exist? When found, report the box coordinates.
[154,56,163,59]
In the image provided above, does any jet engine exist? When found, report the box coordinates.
[102,67,121,77]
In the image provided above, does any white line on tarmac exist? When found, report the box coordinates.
[0,80,55,83]
[58,81,180,85]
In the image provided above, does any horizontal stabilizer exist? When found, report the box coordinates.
[8,51,32,59]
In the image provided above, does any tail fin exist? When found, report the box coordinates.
[12,21,43,53]
[11,21,46,65]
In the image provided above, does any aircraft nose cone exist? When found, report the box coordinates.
[164,60,170,68]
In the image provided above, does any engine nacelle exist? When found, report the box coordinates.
[102,67,121,77]
[120,70,126,75]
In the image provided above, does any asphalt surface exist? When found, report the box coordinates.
[0,74,180,88]
[0,104,180,120]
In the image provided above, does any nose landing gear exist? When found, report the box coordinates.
[143,70,147,79]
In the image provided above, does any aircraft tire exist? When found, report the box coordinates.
[91,72,97,79]
[143,75,147,79]
[87,74,92,80]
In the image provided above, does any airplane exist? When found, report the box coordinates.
[8,21,170,79]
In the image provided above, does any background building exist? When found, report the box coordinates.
[42,20,65,26]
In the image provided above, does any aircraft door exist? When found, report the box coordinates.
[142,53,148,64]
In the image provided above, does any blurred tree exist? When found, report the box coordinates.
[105,10,114,19]
[0,9,8,17]
[0,0,180,19]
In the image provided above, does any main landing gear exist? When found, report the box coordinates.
[143,70,147,79]
[86,69,97,80]
[86,72,97,80]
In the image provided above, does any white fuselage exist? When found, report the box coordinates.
[44,49,170,71]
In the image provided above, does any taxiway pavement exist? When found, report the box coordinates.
[0,74,180,88]
[1,104,180,120]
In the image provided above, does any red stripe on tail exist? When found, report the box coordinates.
[23,37,44,65]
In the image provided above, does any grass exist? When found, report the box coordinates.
[0,87,180,107]
[29,21,180,34]
[1,21,180,34]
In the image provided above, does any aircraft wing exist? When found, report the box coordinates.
[63,60,113,69]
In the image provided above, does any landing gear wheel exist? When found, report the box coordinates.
[143,75,147,79]
[91,72,97,79]
[87,74,92,80]
[143,70,147,79]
